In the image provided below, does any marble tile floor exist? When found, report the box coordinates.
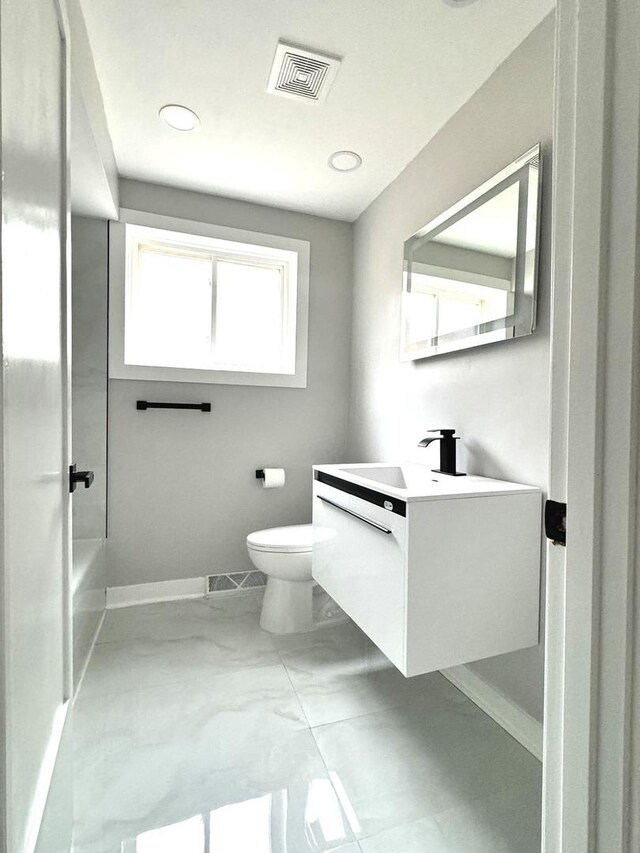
[73,592,542,853]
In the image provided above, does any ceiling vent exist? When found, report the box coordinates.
[267,42,341,104]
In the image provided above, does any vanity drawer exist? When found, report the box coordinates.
[312,481,407,669]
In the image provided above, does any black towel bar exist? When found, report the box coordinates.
[136,401,211,412]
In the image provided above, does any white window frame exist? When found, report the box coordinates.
[109,209,310,387]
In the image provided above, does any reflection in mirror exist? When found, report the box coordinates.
[401,145,541,360]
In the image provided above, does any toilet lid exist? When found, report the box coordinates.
[247,524,314,553]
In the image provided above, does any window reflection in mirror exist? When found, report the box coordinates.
[401,145,541,360]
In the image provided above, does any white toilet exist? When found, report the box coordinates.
[246,524,314,634]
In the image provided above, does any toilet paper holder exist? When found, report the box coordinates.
[256,468,286,488]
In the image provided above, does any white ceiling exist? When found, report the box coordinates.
[79,0,554,222]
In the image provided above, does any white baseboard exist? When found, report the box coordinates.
[73,606,106,701]
[25,701,69,853]
[440,664,543,761]
[106,577,206,609]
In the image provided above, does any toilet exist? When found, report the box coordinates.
[246,524,314,634]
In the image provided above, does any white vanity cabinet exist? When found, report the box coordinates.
[312,464,542,677]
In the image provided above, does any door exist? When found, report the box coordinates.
[0,0,72,851]
[543,0,640,850]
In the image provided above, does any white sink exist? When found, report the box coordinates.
[339,465,409,489]
[331,461,535,501]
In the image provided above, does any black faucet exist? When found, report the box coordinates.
[418,429,466,477]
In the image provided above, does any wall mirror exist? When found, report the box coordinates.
[401,144,542,360]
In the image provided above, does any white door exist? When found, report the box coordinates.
[543,0,640,850]
[0,0,72,851]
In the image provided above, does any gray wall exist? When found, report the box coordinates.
[71,216,108,689]
[348,15,554,722]
[108,181,353,587]
[72,215,108,540]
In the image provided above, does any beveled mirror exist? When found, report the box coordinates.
[401,144,542,360]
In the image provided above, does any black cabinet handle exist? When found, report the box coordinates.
[136,401,211,412]
[69,464,94,493]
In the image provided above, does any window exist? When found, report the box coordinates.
[404,270,512,347]
[125,226,296,374]
[109,212,309,387]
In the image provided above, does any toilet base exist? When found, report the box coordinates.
[260,577,314,634]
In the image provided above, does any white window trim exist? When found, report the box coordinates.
[109,209,310,387]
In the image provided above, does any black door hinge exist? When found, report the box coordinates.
[545,499,566,546]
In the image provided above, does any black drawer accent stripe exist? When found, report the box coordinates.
[314,470,406,517]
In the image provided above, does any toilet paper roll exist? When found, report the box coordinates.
[262,468,285,489]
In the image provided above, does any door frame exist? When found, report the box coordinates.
[543,0,640,849]
[57,0,73,707]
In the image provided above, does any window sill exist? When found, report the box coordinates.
[109,361,307,388]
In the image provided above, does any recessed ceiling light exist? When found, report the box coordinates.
[329,151,362,172]
[442,0,479,6]
[159,104,200,131]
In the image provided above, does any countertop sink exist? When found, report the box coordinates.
[315,462,537,502]
[338,465,410,489]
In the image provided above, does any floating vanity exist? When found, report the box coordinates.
[312,463,542,677]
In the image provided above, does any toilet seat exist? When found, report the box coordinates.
[247,524,313,554]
